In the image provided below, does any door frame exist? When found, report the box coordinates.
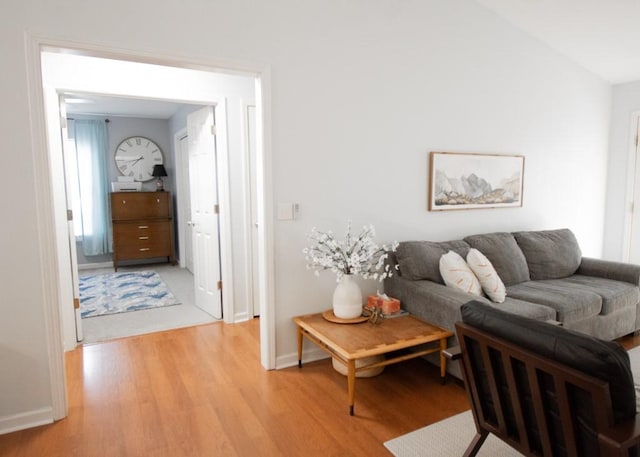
[25,35,276,421]
[246,103,260,317]
[174,128,192,271]
[623,111,640,262]
[58,111,84,342]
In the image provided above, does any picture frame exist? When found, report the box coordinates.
[428,151,525,211]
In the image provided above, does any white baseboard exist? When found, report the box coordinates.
[0,407,53,435]
[232,311,251,323]
[275,347,330,369]
[78,261,112,270]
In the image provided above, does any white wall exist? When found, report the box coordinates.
[70,115,174,193]
[105,117,174,192]
[1,0,611,432]
[604,81,640,260]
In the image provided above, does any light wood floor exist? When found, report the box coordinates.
[0,318,472,457]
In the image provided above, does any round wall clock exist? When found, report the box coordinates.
[114,136,164,182]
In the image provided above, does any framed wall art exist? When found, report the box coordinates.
[428,152,525,211]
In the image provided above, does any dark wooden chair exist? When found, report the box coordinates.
[446,301,640,457]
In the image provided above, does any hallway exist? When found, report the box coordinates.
[79,264,217,344]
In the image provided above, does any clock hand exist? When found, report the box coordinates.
[115,156,143,163]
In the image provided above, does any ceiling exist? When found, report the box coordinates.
[64,1,640,117]
[63,93,194,119]
[476,0,640,84]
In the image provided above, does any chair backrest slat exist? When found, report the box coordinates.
[501,353,532,451]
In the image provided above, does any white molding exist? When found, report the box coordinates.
[214,99,236,324]
[256,71,276,370]
[173,128,188,269]
[276,348,329,370]
[24,33,69,421]
[244,103,260,318]
[623,111,640,262]
[32,33,262,77]
[77,261,113,270]
[237,100,255,320]
[0,408,54,435]
[233,310,252,323]
[24,34,277,428]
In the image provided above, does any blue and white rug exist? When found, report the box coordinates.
[79,270,180,318]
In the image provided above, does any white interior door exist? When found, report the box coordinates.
[178,135,195,273]
[60,109,83,341]
[188,106,222,319]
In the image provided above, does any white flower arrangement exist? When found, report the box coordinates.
[302,223,398,282]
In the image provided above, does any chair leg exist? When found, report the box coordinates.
[463,431,489,457]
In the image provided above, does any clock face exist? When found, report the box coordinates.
[114,136,164,182]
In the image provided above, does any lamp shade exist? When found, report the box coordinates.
[152,164,168,177]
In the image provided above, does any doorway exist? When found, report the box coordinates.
[29,38,275,421]
[58,97,229,341]
[626,113,640,263]
[62,98,228,338]
[42,51,259,342]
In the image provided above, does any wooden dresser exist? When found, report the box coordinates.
[110,192,175,271]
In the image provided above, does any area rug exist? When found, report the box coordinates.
[79,270,180,318]
[384,410,523,457]
[385,346,640,457]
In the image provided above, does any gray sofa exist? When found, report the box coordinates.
[384,228,640,377]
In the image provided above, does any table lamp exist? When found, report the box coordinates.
[152,164,168,192]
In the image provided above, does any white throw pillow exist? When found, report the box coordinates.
[466,248,507,303]
[439,251,482,296]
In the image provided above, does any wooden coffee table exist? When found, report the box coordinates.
[293,312,454,415]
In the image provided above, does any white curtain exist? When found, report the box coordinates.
[74,119,113,256]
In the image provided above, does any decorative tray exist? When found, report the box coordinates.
[321,309,368,324]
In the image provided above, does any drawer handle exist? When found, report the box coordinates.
[138,225,149,229]
[139,248,150,252]
[139,236,149,240]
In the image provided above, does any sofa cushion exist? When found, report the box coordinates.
[460,300,636,424]
[513,229,582,280]
[439,251,482,296]
[466,248,506,303]
[552,275,640,315]
[506,280,602,323]
[464,232,530,286]
[395,240,470,283]
[498,297,557,321]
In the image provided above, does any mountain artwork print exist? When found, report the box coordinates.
[428,152,524,211]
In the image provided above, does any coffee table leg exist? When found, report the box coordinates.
[440,337,447,385]
[348,359,356,416]
[297,326,303,368]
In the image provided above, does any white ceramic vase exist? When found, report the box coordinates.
[332,274,363,319]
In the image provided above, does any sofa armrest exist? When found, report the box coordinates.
[577,257,640,286]
[397,278,490,333]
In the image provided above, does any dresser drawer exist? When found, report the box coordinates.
[111,192,171,221]
[115,243,172,259]
[113,221,170,240]
[115,235,171,252]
